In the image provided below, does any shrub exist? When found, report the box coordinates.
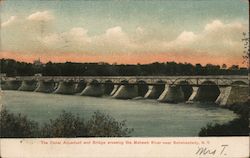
[199,117,249,136]
[86,111,133,137]
[40,111,87,137]
[0,109,134,138]
[0,108,39,138]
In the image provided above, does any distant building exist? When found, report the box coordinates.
[33,58,43,66]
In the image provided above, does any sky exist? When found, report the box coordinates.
[0,0,249,66]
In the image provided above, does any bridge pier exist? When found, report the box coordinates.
[110,85,120,96]
[216,85,248,106]
[81,81,104,97]
[187,86,199,103]
[157,85,169,101]
[35,80,55,93]
[53,81,76,94]
[113,84,138,99]
[18,80,38,91]
[144,85,155,98]
[74,80,87,93]
[215,87,232,106]
[158,85,184,103]
[144,85,165,99]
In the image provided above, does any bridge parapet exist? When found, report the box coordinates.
[1,76,248,86]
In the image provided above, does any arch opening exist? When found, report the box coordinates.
[104,80,114,95]
[232,81,248,86]
[44,80,56,88]
[26,79,37,85]
[197,81,220,102]
[153,81,166,98]
[90,79,100,85]
[18,79,38,91]
[35,80,55,93]
[137,80,148,97]
[75,80,87,93]
[178,81,193,101]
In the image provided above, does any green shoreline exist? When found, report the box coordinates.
[199,101,249,136]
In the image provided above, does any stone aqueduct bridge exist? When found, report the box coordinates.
[1,75,249,106]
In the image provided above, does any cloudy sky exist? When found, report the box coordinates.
[0,0,249,66]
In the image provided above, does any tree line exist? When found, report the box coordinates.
[0,58,248,76]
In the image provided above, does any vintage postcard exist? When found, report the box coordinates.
[0,0,249,157]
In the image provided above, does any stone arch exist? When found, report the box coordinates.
[75,80,87,93]
[80,79,104,97]
[145,80,166,99]
[47,79,56,86]
[176,80,193,101]
[232,80,248,85]
[174,79,193,85]
[104,80,114,95]
[154,80,166,98]
[90,79,99,85]
[18,79,38,91]
[2,80,22,90]
[196,81,220,102]
[53,79,76,95]
[137,80,149,97]
[35,79,54,93]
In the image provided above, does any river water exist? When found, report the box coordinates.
[1,90,237,137]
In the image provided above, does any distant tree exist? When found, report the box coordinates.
[0,58,248,76]
[222,64,227,69]
[229,65,239,70]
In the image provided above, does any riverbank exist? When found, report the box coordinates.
[199,101,249,136]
